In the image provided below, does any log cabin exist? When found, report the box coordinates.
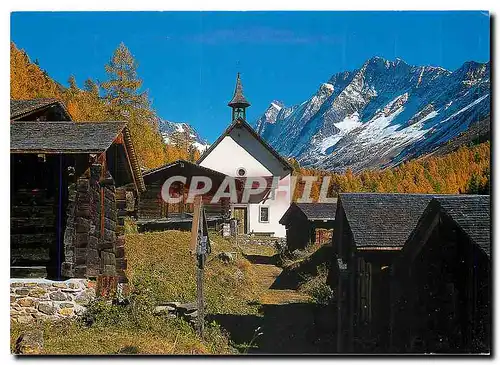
[390,195,491,353]
[137,159,236,232]
[332,193,439,352]
[11,98,72,122]
[10,99,145,282]
[279,202,336,251]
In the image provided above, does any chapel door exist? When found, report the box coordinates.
[232,207,248,234]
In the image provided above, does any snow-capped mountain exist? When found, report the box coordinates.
[255,57,490,172]
[255,100,284,135]
[158,120,210,153]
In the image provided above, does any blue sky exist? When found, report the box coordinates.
[11,11,490,142]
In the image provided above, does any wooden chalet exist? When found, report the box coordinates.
[279,202,337,251]
[10,99,145,281]
[332,193,439,352]
[137,160,240,232]
[11,98,72,122]
[390,195,491,353]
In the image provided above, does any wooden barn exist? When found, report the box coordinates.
[137,160,236,232]
[332,193,438,352]
[390,195,491,353]
[11,98,72,122]
[279,202,336,251]
[10,99,145,281]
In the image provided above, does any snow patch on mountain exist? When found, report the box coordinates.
[318,112,362,153]
[158,119,210,153]
[439,94,489,124]
[254,57,490,172]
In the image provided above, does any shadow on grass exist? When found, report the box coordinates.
[208,302,336,354]
[242,254,279,266]
[270,245,334,290]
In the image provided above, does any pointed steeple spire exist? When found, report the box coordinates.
[228,73,251,108]
[228,73,250,121]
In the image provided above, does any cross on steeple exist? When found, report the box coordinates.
[228,72,251,122]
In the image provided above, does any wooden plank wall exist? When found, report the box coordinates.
[11,188,56,278]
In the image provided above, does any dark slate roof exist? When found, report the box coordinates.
[435,195,491,257]
[296,202,337,220]
[340,193,439,248]
[11,121,127,153]
[10,98,71,120]
[11,121,145,192]
[228,73,251,107]
[197,118,293,173]
[143,159,230,183]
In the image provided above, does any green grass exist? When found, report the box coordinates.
[11,315,234,355]
[125,230,266,315]
[11,230,298,355]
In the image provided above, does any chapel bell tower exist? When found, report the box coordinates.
[228,72,251,121]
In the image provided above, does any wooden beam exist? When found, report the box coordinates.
[190,195,202,254]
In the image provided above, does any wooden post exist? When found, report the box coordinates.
[190,195,206,336]
[190,195,202,254]
[196,252,205,337]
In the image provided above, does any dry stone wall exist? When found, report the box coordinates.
[10,278,95,323]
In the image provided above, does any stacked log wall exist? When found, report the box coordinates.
[11,189,56,278]
[115,187,128,283]
[138,183,164,218]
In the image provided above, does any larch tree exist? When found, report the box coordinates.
[101,42,168,169]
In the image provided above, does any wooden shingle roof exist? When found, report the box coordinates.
[339,193,439,248]
[10,98,71,121]
[11,121,127,153]
[228,73,251,108]
[296,202,337,220]
[434,195,491,257]
[11,121,145,192]
[279,202,337,226]
[143,159,231,185]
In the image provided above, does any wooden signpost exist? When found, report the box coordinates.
[190,195,210,337]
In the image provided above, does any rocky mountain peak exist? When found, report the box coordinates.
[253,57,490,172]
[158,119,209,153]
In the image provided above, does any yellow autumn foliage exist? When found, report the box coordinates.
[10,42,200,170]
[292,141,490,201]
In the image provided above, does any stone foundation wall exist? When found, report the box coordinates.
[238,235,285,246]
[61,163,119,279]
[10,278,95,323]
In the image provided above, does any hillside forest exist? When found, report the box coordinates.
[10,42,490,198]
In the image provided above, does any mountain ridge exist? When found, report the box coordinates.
[254,56,490,172]
[158,119,210,153]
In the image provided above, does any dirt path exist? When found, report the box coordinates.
[249,255,311,305]
[209,249,334,354]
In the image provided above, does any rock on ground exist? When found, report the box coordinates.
[15,330,44,355]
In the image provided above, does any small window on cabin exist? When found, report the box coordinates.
[237,167,247,177]
[259,206,270,223]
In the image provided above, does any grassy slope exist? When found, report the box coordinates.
[11,318,230,355]
[276,243,334,295]
[11,230,327,354]
[125,230,264,315]
[11,231,264,355]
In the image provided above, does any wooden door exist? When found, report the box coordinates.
[232,207,247,234]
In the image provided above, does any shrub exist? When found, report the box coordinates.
[306,282,334,306]
[298,263,334,306]
[124,217,138,234]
